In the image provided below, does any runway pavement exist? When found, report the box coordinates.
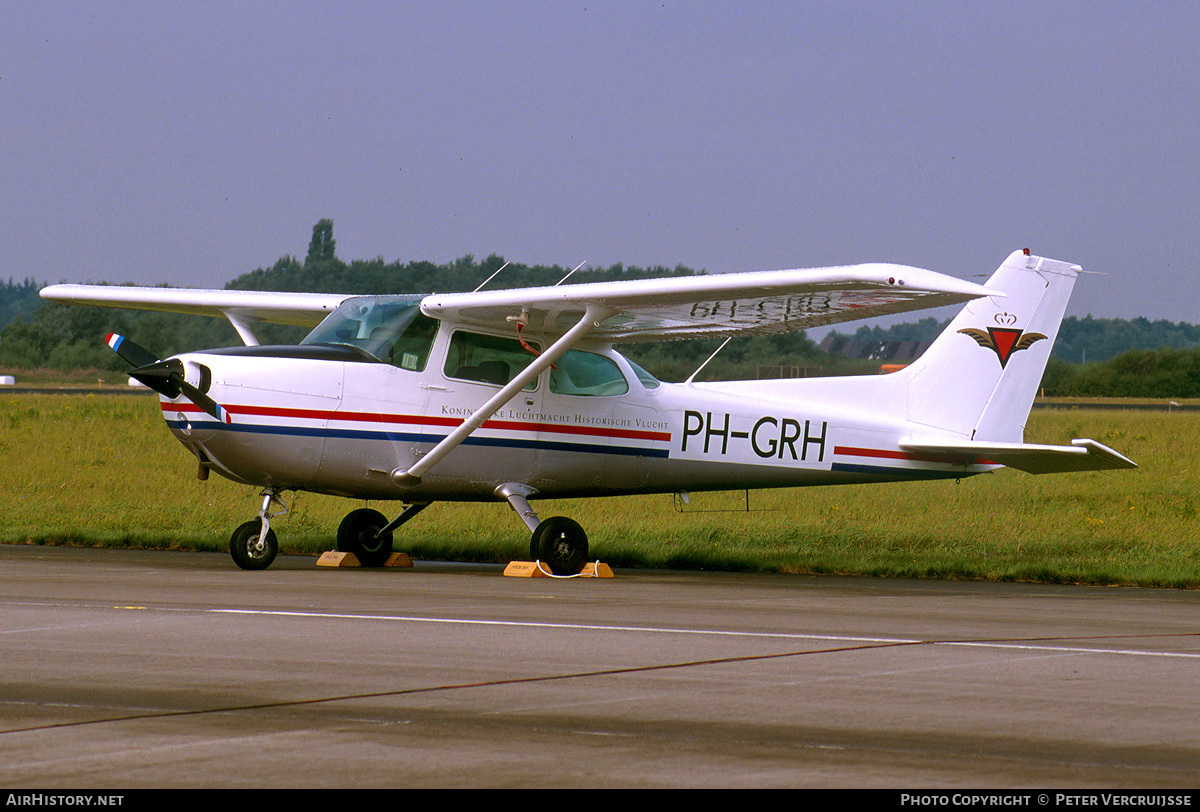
[1,543,1198,788]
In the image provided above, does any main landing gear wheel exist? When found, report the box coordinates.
[530,516,588,576]
[337,508,393,567]
[230,519,278,571]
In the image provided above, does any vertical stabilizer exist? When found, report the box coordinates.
[901,250,1080,443]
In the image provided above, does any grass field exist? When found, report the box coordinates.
[2,392,1196,587]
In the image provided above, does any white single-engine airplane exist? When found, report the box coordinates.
[41,249,1136,572]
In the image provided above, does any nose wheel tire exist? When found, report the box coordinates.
[230,519,278,570]
[337,508,394,567]
[530,516,588,576]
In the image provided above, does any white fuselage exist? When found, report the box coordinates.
[161,331,990,503]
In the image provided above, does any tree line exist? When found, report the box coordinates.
[3,220,1199,396]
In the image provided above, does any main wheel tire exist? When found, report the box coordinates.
[337,508,393,567]
[230,519,278,571]
[530,516,588,576]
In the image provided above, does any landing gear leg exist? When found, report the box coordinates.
[336,503,430,567]
[495,483,589,576]
[230,489,286,570]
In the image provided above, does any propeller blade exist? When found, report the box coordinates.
[109,333,232,425]
[105,333,159,368]
[179,380,231,424]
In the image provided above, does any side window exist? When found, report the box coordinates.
[550,350,629,397]
[444,331,540,390]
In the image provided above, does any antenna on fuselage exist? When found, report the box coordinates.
[553,260,588,286]
[472,260,511,293]
[684,336,733,385]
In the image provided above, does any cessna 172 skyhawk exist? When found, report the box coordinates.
[40,249,1136,572]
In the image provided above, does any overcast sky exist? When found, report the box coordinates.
[4,1,1198,324]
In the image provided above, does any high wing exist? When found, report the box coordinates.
[39,285,347,345]
[41,262,995,346]
[422,263,996,341]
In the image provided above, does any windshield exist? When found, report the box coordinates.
[301,296,438,369]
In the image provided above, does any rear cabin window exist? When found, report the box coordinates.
[550,351,629,397]
[625,357,661,390]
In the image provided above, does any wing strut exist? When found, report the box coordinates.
[390,303,615,488]
[221,311,261,346]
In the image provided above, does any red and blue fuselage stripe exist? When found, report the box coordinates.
[163,402,672,458]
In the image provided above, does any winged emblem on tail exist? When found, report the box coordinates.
[958,327,1047,368]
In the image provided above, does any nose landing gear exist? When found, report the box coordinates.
[229,490,286,570]
[229,519,278,570]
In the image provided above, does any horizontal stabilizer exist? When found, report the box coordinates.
[901,438,1138,475]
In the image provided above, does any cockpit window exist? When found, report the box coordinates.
[301,296,437,370]
[550,350,629,397]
